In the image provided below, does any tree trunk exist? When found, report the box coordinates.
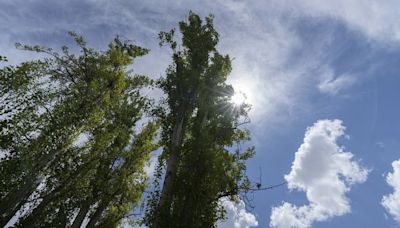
[18,161,94,226]
[17,189,56,227]
[86,200,107,228]
[152,111,186,228]
[0,177,40,227]
[0,90,105,225]
[0,154,58,225]
[0,121,85,225]
[71,201,91,228]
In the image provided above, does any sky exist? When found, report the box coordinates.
[2,0,400,227]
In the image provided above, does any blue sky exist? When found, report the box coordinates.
[2,1,400,227]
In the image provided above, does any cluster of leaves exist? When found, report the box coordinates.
[145,12,254,228]
[0,11,255,228]
[0,33,158,227]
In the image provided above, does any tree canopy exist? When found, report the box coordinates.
[0,33,158,227]
[0,11,254,228]
[145,11,254,228]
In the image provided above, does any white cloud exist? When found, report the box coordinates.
[270,119,368,228]
[283,0,400,44]
[381,159,400,223]
[217,198,258,228]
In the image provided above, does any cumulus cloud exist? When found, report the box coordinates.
[217,198,258,228]
[270,119,368,228]
[381,159,400,223]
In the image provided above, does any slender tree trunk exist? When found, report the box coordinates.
[0,131,68,220]
[0,91,104,224]
[17,189,57,227]
[17,159,95,226]
[153,111,186,228]
[0,153,57,225]
[0,121,84,225]
[71,201,91,228]
[0,177,40,227]
[86,200,108,228]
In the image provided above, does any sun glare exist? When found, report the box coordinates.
[231,92,246,106]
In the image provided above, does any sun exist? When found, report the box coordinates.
[228,73,256,110]
[231,91,246,106]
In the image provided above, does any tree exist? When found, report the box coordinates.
[0,33,158,227]
[146,12,254,228]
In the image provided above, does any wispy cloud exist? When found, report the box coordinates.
[2,0,398,121]
[0,0,339,129]
[270,119,368,228]
[283,0,400,44]
[317,69,356,95]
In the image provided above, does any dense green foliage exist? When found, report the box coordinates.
[0,33,158,227]
[0,11,254,228]
[145,12,254,228]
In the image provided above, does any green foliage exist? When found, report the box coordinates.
[0,11,255,228]
[0,33,158,227]
[146,11,254,228]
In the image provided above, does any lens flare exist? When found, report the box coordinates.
[231,92,246,105]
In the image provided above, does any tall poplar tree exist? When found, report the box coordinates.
[0,33,158,227]
[146,12,254,228]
